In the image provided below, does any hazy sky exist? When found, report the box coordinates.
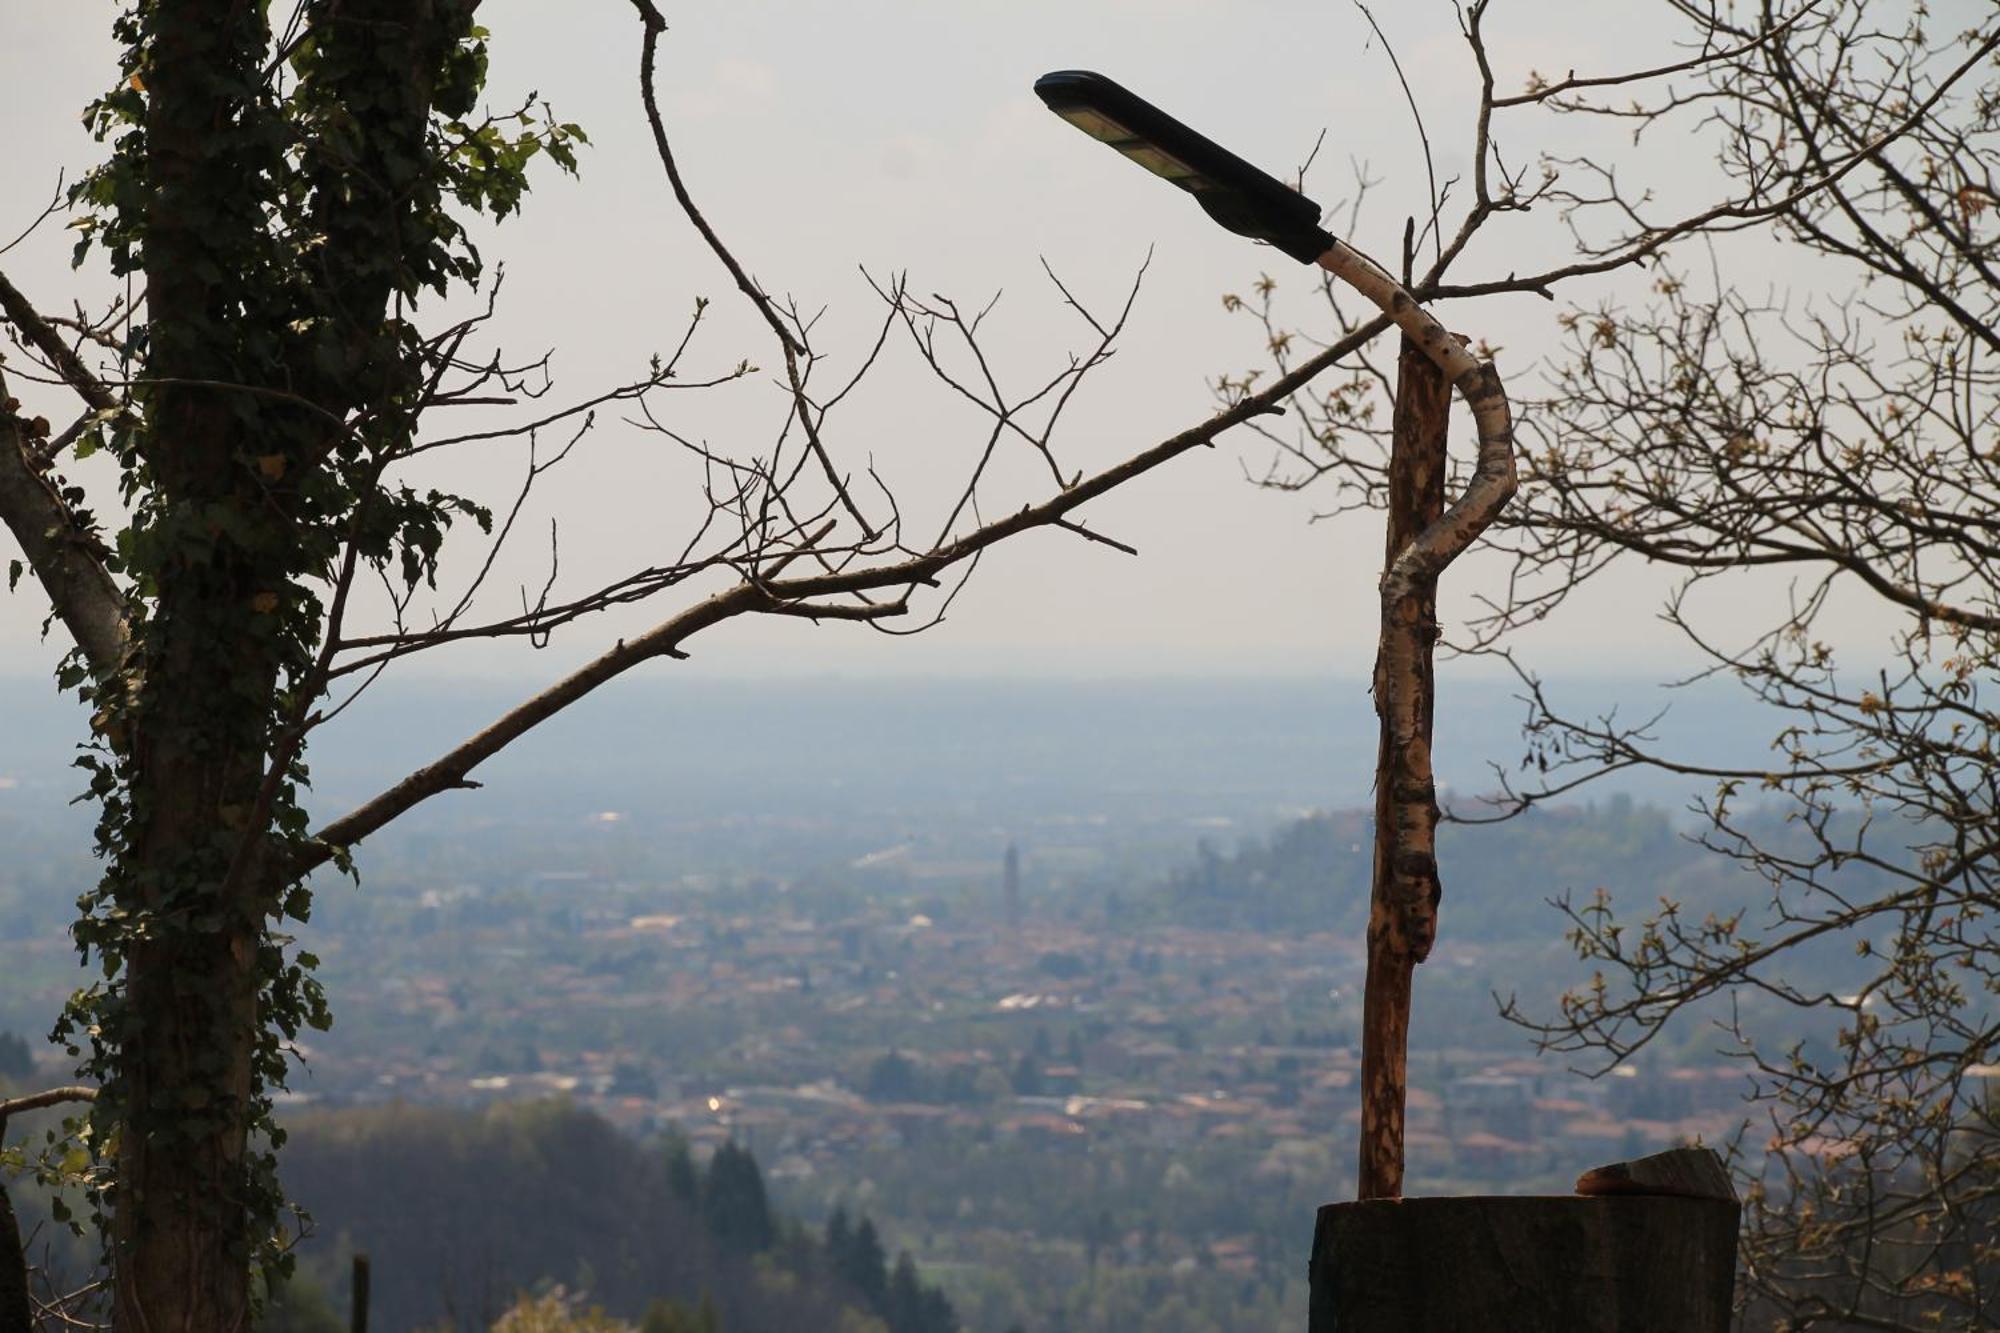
[0,2,1907,687]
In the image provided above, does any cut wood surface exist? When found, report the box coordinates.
[1575,1145,1737,1202]
[1309,1195,1740,1333]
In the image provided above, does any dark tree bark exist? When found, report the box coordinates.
[0,1178,27,1333]
[350,1252,370,1333]
[0,1089,95,1333]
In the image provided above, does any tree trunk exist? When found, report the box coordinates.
[114,914,265,1333]
[1357,336,1450,1200]
[110,5,288,1329]
[1,1176,29,1333]
[107,5,466,1325]
[350,1252,370,1333]
[1309,1194,1741,1331]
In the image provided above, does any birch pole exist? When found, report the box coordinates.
[1312,240,1517,1199]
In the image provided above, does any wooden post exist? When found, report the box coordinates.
[350,1252,370,1333]
[1358,335,1451,1200]
[1310,1195,1740,1331]
[1311,1148,1742,1331]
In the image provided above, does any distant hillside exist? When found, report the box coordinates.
[1150,797,1745,939]
[267,1100,954,1333]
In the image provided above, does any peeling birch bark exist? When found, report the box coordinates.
[1314,241,1517,1201]
[1356,338,1448,1203]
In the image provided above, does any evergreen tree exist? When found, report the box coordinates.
[918,1288,957,1333]
[664,1132,698,1204]
[825,1204,853,1272]
[1085,1208,1114,1271]
[700,1142,773,1253]
[864,1050,920,1102]
[842,1217,888,1305]
[877,1250,957,1333]
[886,1252,924,1333]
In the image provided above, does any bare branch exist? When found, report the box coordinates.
[1051,517,1139,557]
[1490,0,1827,108]
[0,368,129,675]
[0,268,123,419]
[302,313,1391,870]
[0,1086,97,1125]
[627,0,874,537]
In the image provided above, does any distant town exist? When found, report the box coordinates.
[252,844,1748,1188]
[0,678,1785,1330]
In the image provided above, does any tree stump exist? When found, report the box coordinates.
[1309,1150,1740,1332]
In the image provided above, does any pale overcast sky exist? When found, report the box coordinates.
[0,2,1909,684]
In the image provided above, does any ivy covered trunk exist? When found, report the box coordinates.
[61,3,492,1326]
[111,8,289,1327]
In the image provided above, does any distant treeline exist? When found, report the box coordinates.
[1149,797,1776,938]
[263,1099,956,1333]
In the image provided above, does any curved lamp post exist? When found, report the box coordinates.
[1034,69,1517,1202]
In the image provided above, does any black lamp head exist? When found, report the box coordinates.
[1033,70,1333,264]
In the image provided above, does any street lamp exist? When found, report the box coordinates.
[1032,69,1502,408]
[1035,69,1518,1205]
[1031,70,1333,264]
[1034,74,1735,1333]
